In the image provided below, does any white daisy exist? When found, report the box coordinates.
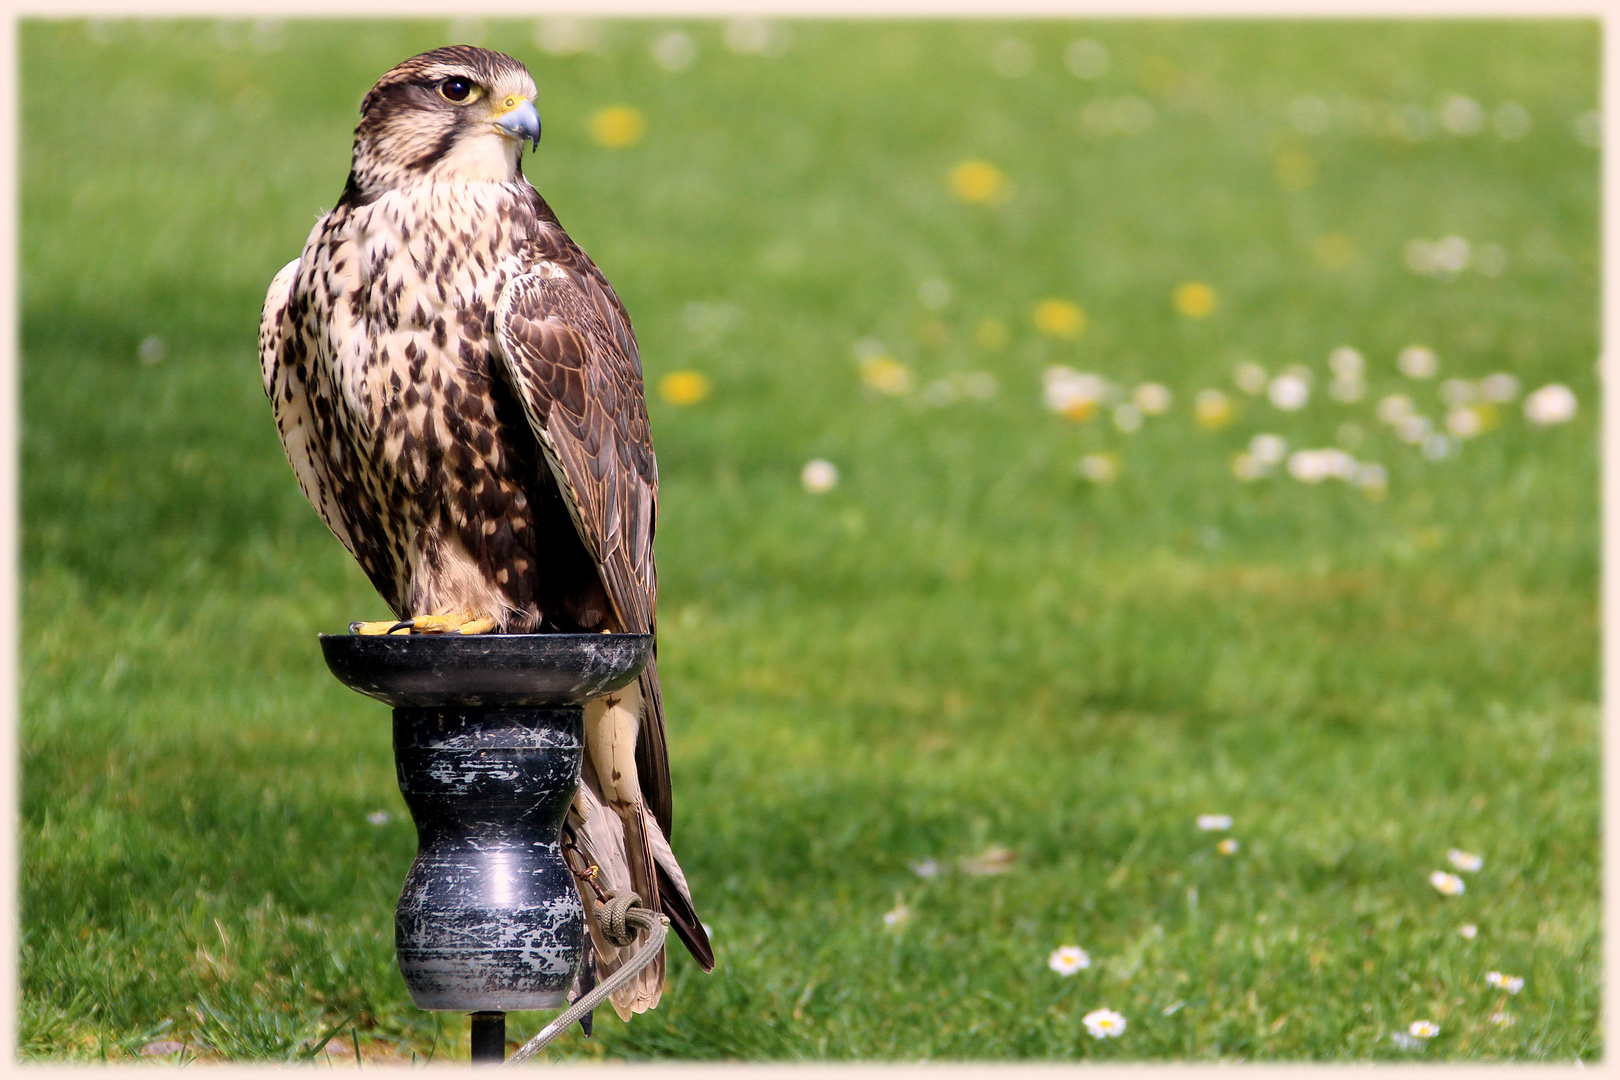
[1287,450,1329,483]
[1398,346,1439,379]
[1249,433,1287,465]
[1447,849,1483,873]
[1329,346,1365,378]
[1377,394,1415,424]
[1446,407,1483,439]
[1234,361,1268,395]
[1430,871,1465,896]
[1082,1008,1126,1038]
[1133,382,1172,415]
[1486,971,1524,994]
[1431,237,1471,275]
[1408,1020,1440,1039]
[1268,372,1309,411]
[1048,945,1092,976]
[801,459,839,493]
[1395,413,1433,444]
[1078,454,1119,483]
[651,30,696,71]
[1065,39,1108,79]
[1524,383,1577,425]
[1231,453,1265,481]
[1196,814,1233,831]
[1440,95,1484,135]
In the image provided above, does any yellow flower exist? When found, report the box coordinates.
[659,370,710,405]
[590,105,645,149]
[1034,299,1086,339]
[1216,838,1239,855]
[1173,281,1217,319]
[1194,389,1234,430]
[860,355,913,395]
[949,159,1007,203]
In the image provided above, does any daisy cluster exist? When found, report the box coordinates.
[1038,336,1577,491]
[1023,816,1531,1046]
[1391,844,1528,1039]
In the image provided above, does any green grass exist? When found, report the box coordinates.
[20,16,1599,1063]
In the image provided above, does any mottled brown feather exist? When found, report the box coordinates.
[259,45,711,982]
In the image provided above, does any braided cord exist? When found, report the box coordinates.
[503,896,668,1066]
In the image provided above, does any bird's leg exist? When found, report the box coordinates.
[348,611,498,635]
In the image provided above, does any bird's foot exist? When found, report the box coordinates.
[349,612,498,635]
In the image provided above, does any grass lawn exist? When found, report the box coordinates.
[18,16,1599,1063]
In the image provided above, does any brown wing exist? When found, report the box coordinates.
[260,255,404,616]
[491,261,673,837]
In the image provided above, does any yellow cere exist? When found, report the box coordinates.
[659,370,710,405]
[590,105,646,149]
[1034,299,1086,339]
[860,355,913,396]
[1173,281,1217,319]
[949,160,1007,204]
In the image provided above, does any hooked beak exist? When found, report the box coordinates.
[493,99,541,151]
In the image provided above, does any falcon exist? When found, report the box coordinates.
[258,45,713,1018]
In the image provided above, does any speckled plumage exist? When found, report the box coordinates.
[259,46,710,1016]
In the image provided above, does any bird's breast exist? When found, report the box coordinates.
[318,183,535,492]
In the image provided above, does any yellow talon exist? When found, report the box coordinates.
[350,620,404,635]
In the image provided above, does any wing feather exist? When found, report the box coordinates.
[492,263,665,763]
[494,251,711,971]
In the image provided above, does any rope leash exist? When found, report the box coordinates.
[502,893,668,1066]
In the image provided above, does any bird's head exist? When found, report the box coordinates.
[344,45,540,202]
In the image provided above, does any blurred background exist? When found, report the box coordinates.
[20,17,1599,1062]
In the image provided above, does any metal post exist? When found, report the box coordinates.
[470,1011,506,1063]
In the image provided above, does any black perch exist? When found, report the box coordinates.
[320,632,654,1064]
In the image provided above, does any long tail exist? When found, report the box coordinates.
[567,687,712,1019]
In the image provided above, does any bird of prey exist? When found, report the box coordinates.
[258,45,713,1018]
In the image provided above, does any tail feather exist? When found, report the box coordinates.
[567,783,663,1019]
[567,683,713,1019]
[646,813,713,971]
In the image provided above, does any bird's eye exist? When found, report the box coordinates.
[439,77,474,103]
